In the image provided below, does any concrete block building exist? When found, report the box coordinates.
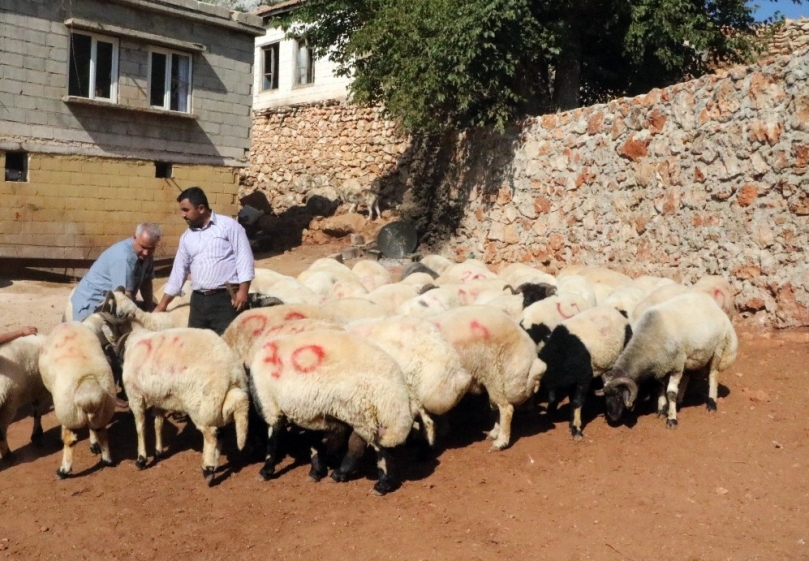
[0,0,264,262]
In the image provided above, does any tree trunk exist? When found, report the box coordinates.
[553,51,581,111]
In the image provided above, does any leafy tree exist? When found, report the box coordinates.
[281,0,802,132]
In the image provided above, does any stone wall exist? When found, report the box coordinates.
[243,21,809,327]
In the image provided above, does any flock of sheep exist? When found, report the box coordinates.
[0,254,738,494]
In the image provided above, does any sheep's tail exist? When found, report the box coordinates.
[75,376,106,413]
[223,387,250,450]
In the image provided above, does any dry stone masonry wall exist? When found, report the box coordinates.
[243,20,809,327]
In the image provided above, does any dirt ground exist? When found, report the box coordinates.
[1,242,809,561]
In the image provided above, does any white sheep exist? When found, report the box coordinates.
[364,283,421,314]
[555,274,597,307]
[251,276,321,306]
[351,260,393,292]
[474,283,558,320]
[320,298,388,324]
[435,259,498,285]
[693,275,735,317]
[497,263,557,287]
[249,329,415,494]
[39,316,125,477]
[221,304,332,365]
[602,292,738,428]
[632,275,677,295]
[432,306,546,450]
[105,289,187,330]
[346,316,472,446]
[121,327,250,485]
[0,334,50,462]
[600,285,645,316]
[250,267,290,294]
[396,286,463,317]
[419,255,453,275]
[537,306,632,439]
[519,292,595,349]
[574,267,634,304]
[399,272,441,289]
[629,283,690,326]
[400,261,440,281]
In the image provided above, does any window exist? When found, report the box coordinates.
[262,43,280,91]
[295,40,314,86]
[155,162,173,178]
[149,49,192,112]
[68,32,119,101]
[4,151,28,182]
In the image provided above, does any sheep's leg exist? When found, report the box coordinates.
[331,430,367,482]
[200,426,219,486]
[89,429,101,455]
[677,373,691,405]
[419,409,436,447]
[0,425,10,461]
[656,382,668,418]
[491,403,514,451]
[92,427,113,467]
[130,400,149,469]
[707,363,719,412]
[569,379,591,440]
[371,444,396,495]
[666,371,684,428]
[57,426,78,478]
[154,412,166,459]
[259,422,282,481]
[30,399,45,444]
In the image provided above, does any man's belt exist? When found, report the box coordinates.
[193,284,238,296]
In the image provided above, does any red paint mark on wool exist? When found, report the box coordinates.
[284,312,307,321]
[713,288,725,307]
[556,301,579,320]
[244,314,268,337]
[54,333,77,349]
[470,320,491,340]
[262,341,283,379]
[290,345,325,373]
[137,339,153,354]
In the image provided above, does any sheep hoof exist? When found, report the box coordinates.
[656,409,667,419]
[100,458,115,468]
[373,475,396,496]
[308,465,327,482]
[571,429,583,441]
[489,440,509,452]
[89,442,102,455]
[154,448,166,460]
[30,428,43,444]
[56,467,70,479]
[202,467,216,486]
[135,456,148,470]
[706,399,717,412]
[258,464,275,481]
[666,419,678,429]
[331,469,351,483]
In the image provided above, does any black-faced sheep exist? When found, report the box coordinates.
[602,292,738,428]
[537,306,632,439]
[519,293,594,349]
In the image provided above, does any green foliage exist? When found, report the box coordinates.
[285,0,802,132]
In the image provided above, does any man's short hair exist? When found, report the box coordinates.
[177,186,210,210]
[135,222,162,242]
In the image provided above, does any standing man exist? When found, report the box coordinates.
[155,186,254,335]
[71,223,162,321]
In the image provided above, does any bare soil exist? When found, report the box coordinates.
[1,242,808,560]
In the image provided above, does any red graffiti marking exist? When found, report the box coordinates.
[262,341,283,379]
[284,312,307,321]
[713,288,725,307]
[460,270,472,282]
[137,339,153,354]
[290,345,325,374]
[243,314,268,337]
[556,301,580,320]
[54,333,77,349]
[470,320,491,340]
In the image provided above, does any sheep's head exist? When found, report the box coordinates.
[513,282,557,309]
[602,370,638,424]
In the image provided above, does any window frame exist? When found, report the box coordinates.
[67,31,119,102]
[147,46,193,113]
[4,151,28,183]
[294,39,315,86]
[262,42,280,91]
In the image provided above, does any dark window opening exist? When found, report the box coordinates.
[5,151,28,182]
[155,162,173,178]
[68,33,92,97]
[263,44,279,90]
[150,52,167,106]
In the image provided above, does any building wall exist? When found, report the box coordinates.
[253,26,351,111]
[0,0,261,164]
[0,152,238,259]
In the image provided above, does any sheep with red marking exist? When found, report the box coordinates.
[435,259,498,285]
[345,316,472,446]
[419,255,453,276]
[0,334,50,463]
[364,283,421,314]
[252,276,321,306]
[519,293,595,349]
[497,263,557,288]
[431,306,546,450]
[249,329,415,495]
[396,286,463,317]
[693,275,735,317]
[603,292,738,429]
[38,314,129,478]
[104,288,187,330]
[321,298,388,324]
[352,260,393,292]
[120,327,250,485]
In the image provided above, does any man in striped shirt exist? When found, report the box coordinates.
[154,187,255,334]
